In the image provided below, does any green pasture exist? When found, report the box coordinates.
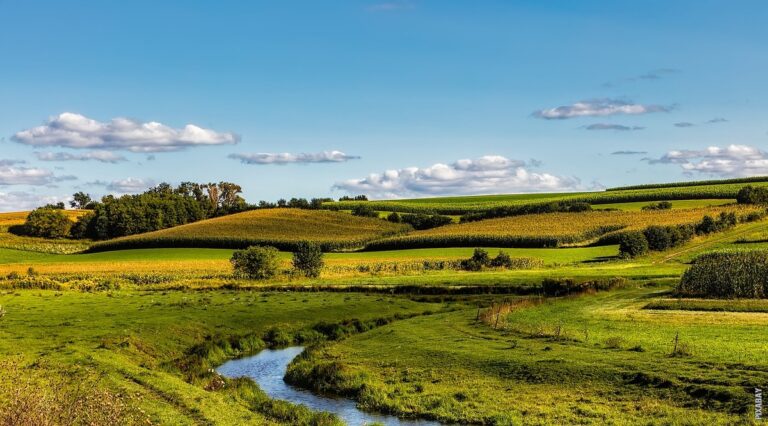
[295,284,767,424]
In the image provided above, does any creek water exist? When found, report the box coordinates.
[216,346,442,426]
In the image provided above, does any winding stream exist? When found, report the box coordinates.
[216,346,442,426]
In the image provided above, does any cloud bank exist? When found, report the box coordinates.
[645,144,768,177]
[0,166,57,186]
[229,150,360,165]
[13,112,239,153]
[103,177,156,193]
[585,123,644,131]
[333,155,581,198]
[35,150,127,163]
[0,191,68,212]
[533,99,671,120]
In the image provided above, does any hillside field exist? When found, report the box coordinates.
[88,208,410,252]
[1,178,768,425]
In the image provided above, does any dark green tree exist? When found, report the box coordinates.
[23,208,72,238]
[292,241,324,277]
[618,231,649,258]
[231,246,280,279]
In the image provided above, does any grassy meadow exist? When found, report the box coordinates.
[1,180,768,424]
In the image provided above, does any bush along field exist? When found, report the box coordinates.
[2,177,768,424]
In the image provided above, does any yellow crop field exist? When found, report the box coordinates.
[365,205,763,249]
[90,208,411,251]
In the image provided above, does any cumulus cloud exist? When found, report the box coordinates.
[12,112,239,153]
[585,123,644,131]
[0,191,68,212]
[35,150,127,163]
[674,122,694,128]
[707,118,728,124]
[0,159,25,166]
[533,98,671,120]
[229,150,360,165]
[333,155,581,198]
[0,166,58,186]
[611,150,648,155]
[88,177,155,194]
[645,144,768,177]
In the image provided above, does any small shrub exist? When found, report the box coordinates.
[230,245,280,279]
[460,248,490,271]
[737,185,768,204]
[351,204,378,218]
[489,251,513,268]
[618,231,648,258]
[386,212,401,223]
[641,201,673,211]
[292,241,324,278]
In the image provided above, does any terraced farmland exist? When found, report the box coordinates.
[325,181,768,214]
[89,208,410,252]
[364,205,763,250]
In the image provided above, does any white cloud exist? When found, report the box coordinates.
[534,98,671,120]
[0,159,25,167]
[645,144,768,177]
[13,112,239,153]
[35,150,127,163]
[333,155,581,198]
[97,177,156,194]
[0,191,68,212]
[229,150,360,165]
[0,166,57,186]
[585,123,644,131]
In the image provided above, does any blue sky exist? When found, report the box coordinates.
[1,0,767,210]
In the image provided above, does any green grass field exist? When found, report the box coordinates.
[2,178,768,424]
[290,284,766,424]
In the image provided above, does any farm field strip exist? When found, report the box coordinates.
[325,182,768,214]
[365,205,763,250]
[89,208,410,252]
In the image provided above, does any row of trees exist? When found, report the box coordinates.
[21,182,247,240]
[619,212,746,258]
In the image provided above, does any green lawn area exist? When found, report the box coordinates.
[292,284,767,424]
[0,245,618,267]
[0,290,445,424]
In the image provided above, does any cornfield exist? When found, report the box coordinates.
[89,208,410,252]
[325,182,768,214]
[364,205,762,250]
[678,249,768,298]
